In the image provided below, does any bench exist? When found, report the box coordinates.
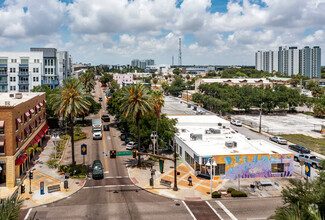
[259,179,273,186]
[48,184,61,193]
[160,179,172,187]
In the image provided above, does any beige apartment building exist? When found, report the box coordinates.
[0,92,49,188]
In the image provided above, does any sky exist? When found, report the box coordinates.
[0,0,325,66]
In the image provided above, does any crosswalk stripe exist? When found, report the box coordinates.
[216,201,238,220]
[182,201,197,220]
[205,201,223,220]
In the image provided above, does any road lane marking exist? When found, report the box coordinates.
[216,201,238,220]
[83,184,134,189]
[182,201,197,220]
[105,176,129,179]
[99,106,109,172]
[206,201,223,220]
[24,208,32,220]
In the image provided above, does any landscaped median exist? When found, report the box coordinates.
[281,134,325,156]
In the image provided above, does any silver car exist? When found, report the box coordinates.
[269,136,287,145]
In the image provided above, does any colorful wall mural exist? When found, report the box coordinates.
[212,154,294,179]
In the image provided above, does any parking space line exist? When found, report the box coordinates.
[24,208,32,220]
[206,201,223,220]
[216,201,238,220]
[182,201,197,220]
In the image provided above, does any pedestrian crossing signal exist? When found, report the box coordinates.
[21,184,25,194]
[110,150,117,159]
[132,150,137,159]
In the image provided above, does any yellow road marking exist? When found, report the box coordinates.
[99,87,109,172]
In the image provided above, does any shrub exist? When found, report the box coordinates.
[149,156,159,162]
[212,191,221,198]
[231,190,247,197]
[47,159,59,169]
[227,187,236,193]
[60,134,70,140]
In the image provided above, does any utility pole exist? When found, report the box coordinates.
[259,102,262,133]
[173,142,178,191]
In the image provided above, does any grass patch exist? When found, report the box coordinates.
[302,112,316,117]
[281,134,325,155]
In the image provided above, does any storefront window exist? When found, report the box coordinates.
[185,151,194,169]
[215,164,226,176]
[271,163,284,173]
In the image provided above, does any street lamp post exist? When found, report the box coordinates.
[51,132,61,159]
[206,160,216,196]
[259,102,264,133]
[173,140,178,191]
[150,131,158,155]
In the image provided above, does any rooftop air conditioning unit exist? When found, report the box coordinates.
[9,94,14,98]
[205,130,211,134]
[5,101,10,106]
[225,140,237,148]
[15,93,23,99]
[190,133,202,141]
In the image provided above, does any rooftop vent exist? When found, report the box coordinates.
[225,140,237,148]
[5,101,10,106]
[209,128,221,134]
[218,123,222,127]
[190,133,202,141]
[9,94,14,98]
[15,93,23,99]
[181,129,187,133]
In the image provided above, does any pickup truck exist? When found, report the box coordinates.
[294,153,323,169]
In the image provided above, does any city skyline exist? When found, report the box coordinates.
[0,0,325,66]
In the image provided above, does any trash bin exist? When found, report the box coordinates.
[187,104,191,108]
[193,106,197,111]
[250,184,255,192]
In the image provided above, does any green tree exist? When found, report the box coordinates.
[186,74,190,81]
[120,84,153,166]
[99,73,114,86]
[81,70,95,92]
[0,195,24,220]
[152,77,158,87]
[26,143,42,158]
[31,85,60,118]
[306,81,320,90]
[151,90,165,152]
[50,78,91,165]
[311,87,324,98]
[173,68,181,76]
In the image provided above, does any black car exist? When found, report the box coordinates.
[103,124,110,131]
[92,160,104,180]
[99,97,102,101]
[101,114,110,122]
[288,145,310,154]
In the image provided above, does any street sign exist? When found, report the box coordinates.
[81,144,87,155]
[305,163,311,177]
[104,151,109,157]
[117,151,132,156]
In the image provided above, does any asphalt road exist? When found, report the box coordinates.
[22,83,283,220]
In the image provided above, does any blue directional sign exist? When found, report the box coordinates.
[81,144,87,155]
[305,163,311,177]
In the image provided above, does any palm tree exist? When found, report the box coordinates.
[81,71,95,93]
[50,78,91,166]
[151,90,165,154]
[26,144,42,168]
[0,195,24,219]
[120,84,153,166]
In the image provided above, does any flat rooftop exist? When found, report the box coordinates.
[0,93,45,107]
[169,115,291,157]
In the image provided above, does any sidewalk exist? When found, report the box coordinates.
[128,155,294,201]
[0,135,86,209]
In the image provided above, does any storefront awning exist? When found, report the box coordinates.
[0,121,4,128]
[39,102,43,107]
[33,135,41,144]
[38,129,45,138]
[15,153,27,166]
[30,138,37,145]
[16,118,22,124]
[29,108,35,115]
[24,112,30,118]
[43,100,47,104]
[41,124,49,133]
[36,104,40,110]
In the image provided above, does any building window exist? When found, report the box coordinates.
[21,59,29,64]
[51,59,54,66]
[214,164,226,176]
[0,59,7,64]
[33,77,39,82]
[185,151,194,169]
[271,163,284,173]
[10,77,16,82]
[33,68,39,73]
[11,59,17,63]
[10,86,16,91]
[34,59,39,63]
[0,121,4,134]
[179,146,182,157]
[10,68,16,73]
[51,68,53,74]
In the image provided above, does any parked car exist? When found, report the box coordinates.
[99,97,102,101]
[101,114,110,122]
[120,133,131,141]
[126,142,138,150]
[294,153,323,169]
[103,124,110,131]
[269,136,287,145]
[231,120,242,126]
[92,160,104,180]
[289,145,310,154]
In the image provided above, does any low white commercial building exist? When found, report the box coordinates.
[169,115,293,180]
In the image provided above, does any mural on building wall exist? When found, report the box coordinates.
[213,154,293,179]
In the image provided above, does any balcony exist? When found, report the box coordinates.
[18,81,29,85]
[18,72,29,77]
[42,80,59,85]
[0,89,8,92]
[0,64,7,67]
[19,64,29,68]
[19,89,29,92]
[0,81,8,85]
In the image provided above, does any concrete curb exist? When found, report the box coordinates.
[22,178,87,209]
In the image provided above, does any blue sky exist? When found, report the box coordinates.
[0,0,324,66]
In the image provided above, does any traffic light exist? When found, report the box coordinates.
[29,171,33,180]
[21,184,25,194]
[132,150,137,159]
[110,150,117,159]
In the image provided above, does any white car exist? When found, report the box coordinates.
[269,136,287,145]
[231,120,242,126]
[126,142,138,150]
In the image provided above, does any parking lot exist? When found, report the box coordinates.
[233,113,325,137]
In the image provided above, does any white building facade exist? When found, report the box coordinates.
[255,46,321,78]
[0,48,72,93]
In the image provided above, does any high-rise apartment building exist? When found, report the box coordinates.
[131,59,155,69]
[0,48,72,93]
[255,46,321,78]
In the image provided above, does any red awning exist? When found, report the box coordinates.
[29,123,34,130]
[16,135,22,142]
[38,129,45,138]
[24,127,30,135]
[24,112,30,118]
[29,108,35,114]
[30,138,37,145]
[36,104,40,110]
[15,153,27,166]
[41,124,49,133]
[33,135,41,144]
[43,100,47,104]
[39,103,43,107]
[16,118,22,124]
